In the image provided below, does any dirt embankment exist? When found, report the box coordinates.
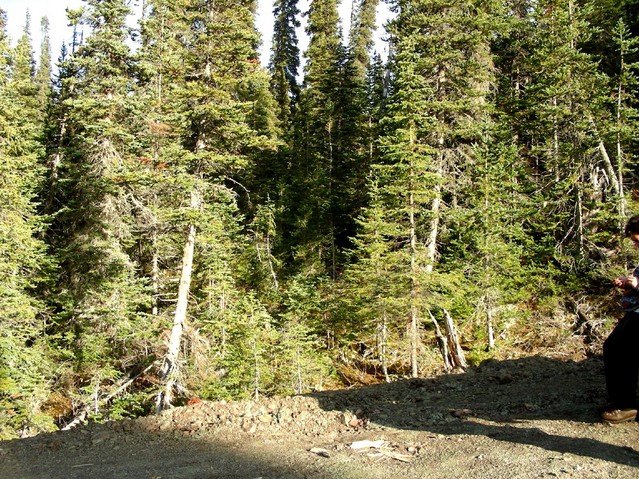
[1,356,639,479]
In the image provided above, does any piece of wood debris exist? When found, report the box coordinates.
[350,439,386,450]
[309,447,331,458]
[368,451,415,463]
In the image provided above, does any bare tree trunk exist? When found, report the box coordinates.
[265,227,279,290]
[568,0,575,50]
[596,139,621,196]
[368,115,374,167]
[425,131,444,274]
[425,185,441,274]
[587,115,625,230]
[552,97,559,181]
[45,118,67,215]
[428,310,451,371]
[409,188,419,378]
[327,120,337,280]
[443,308,467,370]
[295,345,303,394]
[46,151,62,214]
[63,364,154,430]
[486,302,495,351]
[589,117,622,201]
[408,126,419,378]
[252,338,260,400]
[380,313,390,383]
[156,188,201,411]
[151,226,159,316]
[616,76,627,222]
[576,185,585,259]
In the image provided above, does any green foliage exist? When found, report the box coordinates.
[498,0,620,269]
[196,286,332,400]
[200,294,279,400]
[0,9,57,438]
[269,0,301,125]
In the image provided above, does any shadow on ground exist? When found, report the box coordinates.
[0,423,330,479]
[2,356,638,478]
[311,356,639,467]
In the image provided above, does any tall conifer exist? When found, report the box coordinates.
[269,0,301,126]
[0,10,54,438]
[347,0,507,374]
[34,17,52,112]
[137,0,281,408]
[289,0,344,274]
[50,0,150,407]
[504,0,614,268]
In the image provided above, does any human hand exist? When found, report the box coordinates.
[615,276,638,289]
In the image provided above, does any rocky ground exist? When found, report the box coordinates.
[1,355,639,479]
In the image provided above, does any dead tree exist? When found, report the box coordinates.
[156,188,201,411]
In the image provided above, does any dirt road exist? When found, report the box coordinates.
[1,356,638,478]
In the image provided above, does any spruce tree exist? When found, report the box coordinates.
[261,0,299,236]
[138,0,282,408]
[348,0,379,81]
[332,0,381,262]
[34,16,52,113]
[345,0,508,374]
[289,0,344,274]
[504,0,615,269]
[269,0,301,127]
[49,0,151,415]
[0,10,55,438]
[355,0,441,376]
[284,0,381,281]
[343,178,405,380]
[609,19,639,222]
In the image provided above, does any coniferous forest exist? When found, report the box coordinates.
[1,0,639,438]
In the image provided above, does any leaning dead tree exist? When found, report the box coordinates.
[156,188,201,411]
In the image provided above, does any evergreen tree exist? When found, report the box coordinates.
[609,19,639,222]
[343,178,406,380]
[363,53,386,176]
[261,0,299,237]
[137,0,281,409]
[34,16,52,112]
[182,0,283,403]
[49,0,151,414]
[0,10,55,438]
[345,0,508,375]
[331,0,381,264]
[289,0,344,274]
[354,0,441,376]
[285,0,380,280]
[10,13,38,118]
[504,0,616,269]
[135,0,195,410]
[348,0,379,81]
[269,0,301,126]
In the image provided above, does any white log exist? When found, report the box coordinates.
[157,187,201,411]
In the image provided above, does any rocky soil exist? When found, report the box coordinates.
[1,355,639,479]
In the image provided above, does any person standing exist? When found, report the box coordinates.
[601,214,639,424]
